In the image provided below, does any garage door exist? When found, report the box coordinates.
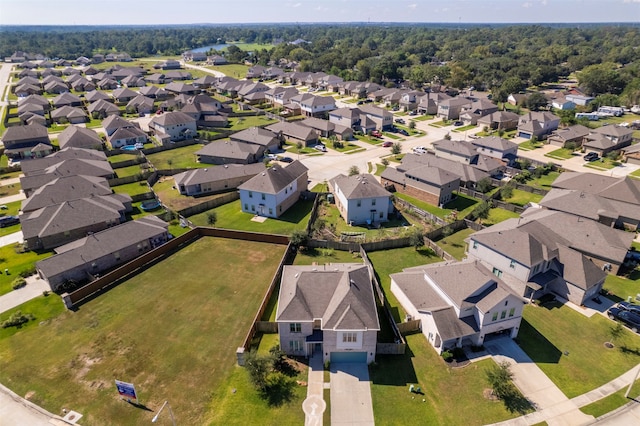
[330,351,367,363]
[518,132,532,139]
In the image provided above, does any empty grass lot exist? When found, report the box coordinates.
[518,302,640,398]
[370,333,526,425]
[0,237,288,426]
[145,144,207,170]
[189,199,314,235]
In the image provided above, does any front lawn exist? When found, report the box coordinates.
[0,200,23,238]
[545,148,576,160]
[501,188,543,207]
[602,271,640,303]
[412,115,434,122]
[370,334,527,425]
[451,124,477,133]
[518,140,544,151]
[0,245,53,296]
[0,294,65,340]
[519,302,640,398]
[189,199,313,235]
[580,380,640,417]
[145,144,207,170]
[584,158,618,171]
[0,237,287,426]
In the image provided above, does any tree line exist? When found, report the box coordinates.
[2,23,639,104]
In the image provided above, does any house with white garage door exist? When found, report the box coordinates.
[391,260,524,354]
[276,263,380,364]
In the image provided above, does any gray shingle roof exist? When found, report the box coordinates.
[150,111,196,127]
[230,127,278,147]
[20,147,107,175]
[552,172,640,206]
[36,216,168,278]
[433,139,478,158]
[330,174,391,200]
[21,175,112,212]
[196,140,262,161]
[1,123,48,144]
[173,163,266,187]
[471,136,517,152]
[276,263,380,331]
[238,161,308,194]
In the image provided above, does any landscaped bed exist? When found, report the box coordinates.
[0,237,290,425]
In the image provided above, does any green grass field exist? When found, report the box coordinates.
[145,144,207,170]
[526,171,560,189]
[0,200,23,238]
[482,208,520,226]
[227,116,278,131]
[579,380,640,417]
[545,148,576,160]
[0,237,288,426]
[112,181,153,197]
[603,271,640,303]
[370,334,528,425]
[189,199,313,235]
[501,189,544,207]
[396,193,478,220]
[519,302,640,398]
[434,228,474,260]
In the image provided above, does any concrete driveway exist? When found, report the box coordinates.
[330,363,374,425]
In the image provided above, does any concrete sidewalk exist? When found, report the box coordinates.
[0,275,50,314]
[0,382,72,426]
[0,230,23,248]
[303,354,326,426]
[330,363,374,425]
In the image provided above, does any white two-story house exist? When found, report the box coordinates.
[237,161,308,218]
[329,174,392,225]
[391,260,525,354]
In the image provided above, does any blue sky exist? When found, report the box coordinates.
[0,0,638,25]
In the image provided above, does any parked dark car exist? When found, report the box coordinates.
[617,301,640,315]
[382,141,393,147]
[399,129,409,136]
[0,216,19,228]
[608,307,640,333]
[453,120,464,126]
[395,118,405,124]
[279,156,294,163]
[584,152,599,162]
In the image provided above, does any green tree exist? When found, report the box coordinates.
[348,165,360,176]
[472,201,491,224]
[408,227,425,250]
[289,229,308,247]
[609,323,624,345]
[409,121,416,130]
[476,177,494,194]
[525,92,549,111]
[206,211,217,227]
[578,62,626,96]
[391,142,402,155]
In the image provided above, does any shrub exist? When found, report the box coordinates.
[11,277,26,290]
[19,265,36,278]
[452,347,465,359]
[441,350,453,362]
[1,310,34,329]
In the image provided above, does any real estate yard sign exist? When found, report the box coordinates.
[115,380,138,401]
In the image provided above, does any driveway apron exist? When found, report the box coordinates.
[330,363,374,425]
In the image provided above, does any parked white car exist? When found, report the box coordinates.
[314,144,327,152]
[413,146,427,154]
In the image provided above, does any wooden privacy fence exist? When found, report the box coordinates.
[396,319,422,335]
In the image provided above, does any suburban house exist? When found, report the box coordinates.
[582,125,634,156]
[437,97,472,120]
[20,158,115,197]
[459,99,499,125]
[398,152,489,188]
[149,111,197,143]
[471,136,518,165]
[238,161,308,218]
[507,93,529,106]
[328,106,391,133]
[289,93,336,118]
[20,147,107,175]
[57,126,103,150]
[50,106,88,124]
[21,195,129,250]
[206,55,227,65]
[196,140,265,165]
[565,94,595,106]
[230,127,280,153]
[126,95,155,115]
[299,117,335,138]
[265,121,319,147]
[164,82,197,96]
[476,111,521,131]
[433,139,479,164]
[276,263,380,364]
[466,209,633,305]
[265,86,300,108]
[36,216,170,292]
[547,125,591,148]
[358,104,393,130]
[517,111,560,140]
[329,174,392,226]
[173,163,266,196]
[391,260,525,354]
[109,126,148,149]
[381,161,460,207]
[85,90,112,103]
[1,123,51,159]
[21,175,113,213]
[182,51,207,62]
[102,115,140,137]
[154,59,182,70]
[88,99,121,118]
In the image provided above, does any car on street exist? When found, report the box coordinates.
[584,152,599,162]
[279,156,294,163]
[413,146,427,154]
[453,120,464,126]
[0,216,19,228]
[395,118,405,124]
[617,301,640,315]
[314,144,327,152]
[382,141,393,147]
[399,129,409,136]
[608,307,640,333]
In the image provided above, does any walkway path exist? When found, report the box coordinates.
[330,363,374,425]
[303,354,326,426]
[0,275,50,314]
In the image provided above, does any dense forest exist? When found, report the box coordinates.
[2,23,640,104]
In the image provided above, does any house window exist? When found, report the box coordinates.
[290,323,301,333]
[269,208,273,215]
[249,191,253,198]
[251,205,255,212]
[357,200,361,207]
[510,260,516,269]
[372,199,376,206]
[244,204,248,210]
[379,212,383,218]
[500,311,507,319]
[285,188,288,194]
[342,332,357,343]
[492,267,502,278]
[261,193,266,200]
[289,340,303,352]
[492,312,498,321]
[509,308,515,317]
[472,241,478,249]
[279,206,282,212]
